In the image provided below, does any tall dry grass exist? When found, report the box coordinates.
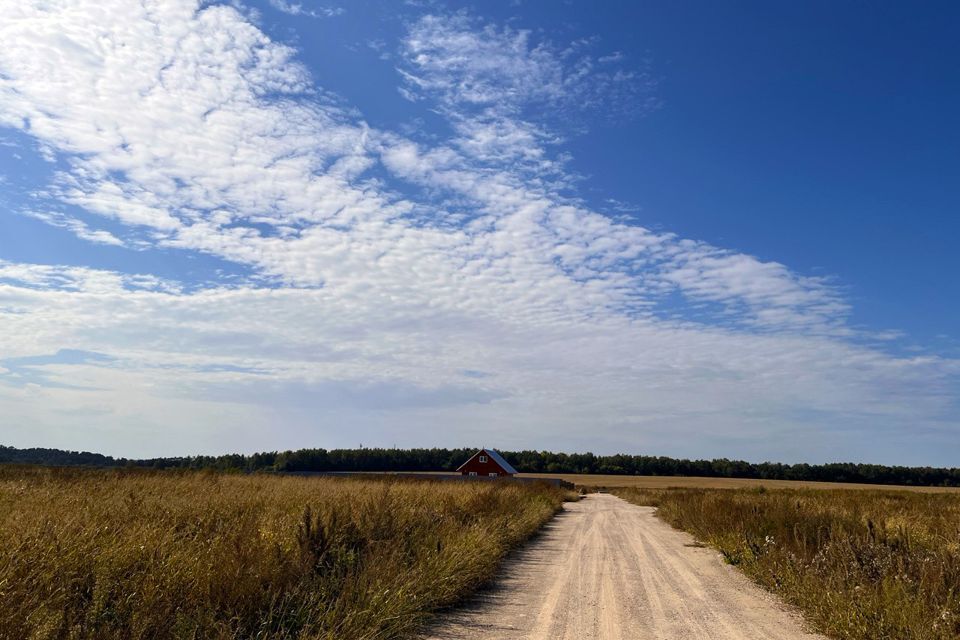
[615,486,960,640]
[0,466,564,640]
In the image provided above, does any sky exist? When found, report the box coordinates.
[0,0,958,465]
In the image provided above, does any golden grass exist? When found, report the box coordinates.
[0,466,564,640]
[519,472,960,492]
[615,486,960,640]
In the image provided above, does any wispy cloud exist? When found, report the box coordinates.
[23,210,124,246]
[398,13,657,121]
[268,0,344,19]
[0,349,114,390]
[0,258,956,460]
[0,260,181,294]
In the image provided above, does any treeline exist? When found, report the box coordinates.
[0,445,115,467]
[2,444,959,487]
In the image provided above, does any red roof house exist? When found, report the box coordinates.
[457,448,517,478]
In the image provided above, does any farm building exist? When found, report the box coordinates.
[457,448,517,478]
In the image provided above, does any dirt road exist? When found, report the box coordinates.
[422,493,825,640]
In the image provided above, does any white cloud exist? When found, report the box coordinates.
[0,1,956,461]
[598,52,625,64]
[268,0,344,18]
[0,260,180,294]
[23,210,124,246]
[0,260,956,461]
[398,13,658,121]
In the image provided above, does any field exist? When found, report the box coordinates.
[0,466,565,640]
[519,472,960,493]
[615,486,960,640]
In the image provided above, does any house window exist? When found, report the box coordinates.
[488,472,498,477]
[468,471,477,476]
[479,455,488,463]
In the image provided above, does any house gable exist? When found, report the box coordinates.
[456,448,517,477]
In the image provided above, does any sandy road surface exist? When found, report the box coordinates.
[422,494,825,640]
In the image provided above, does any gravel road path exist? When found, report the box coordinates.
[421,493,826,640]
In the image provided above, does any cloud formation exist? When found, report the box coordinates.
[0,1,956,462]
[268,1,343,18]
[399,13,657,121]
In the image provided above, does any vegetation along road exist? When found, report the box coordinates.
[422,493,825,640]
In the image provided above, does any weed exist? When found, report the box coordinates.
[615,486,960,640]
[0,466,563,639]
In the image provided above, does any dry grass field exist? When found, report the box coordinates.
[615,486,960,640]
[518,472,960,493]
[0,466,565,640]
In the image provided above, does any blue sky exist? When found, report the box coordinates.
[0,0,957,465]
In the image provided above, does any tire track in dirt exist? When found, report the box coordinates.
[420,494,825,640]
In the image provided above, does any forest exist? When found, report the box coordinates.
[2,444,958,487]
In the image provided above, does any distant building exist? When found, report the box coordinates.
[457,448,517,478]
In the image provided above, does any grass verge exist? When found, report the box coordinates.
[614,486,960,640]
[0,466,564,639]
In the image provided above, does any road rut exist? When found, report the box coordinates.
[421,493,825,640]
